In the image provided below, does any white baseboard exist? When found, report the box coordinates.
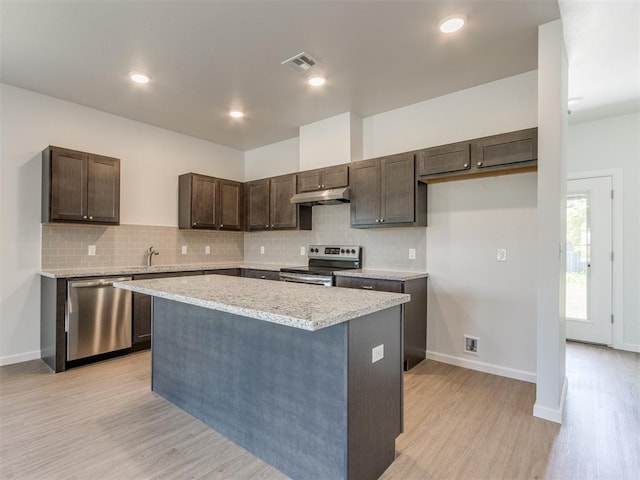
[0,350,41,366]
[425,350,537,383]
[615,343,640,354]
[533,376,568,424]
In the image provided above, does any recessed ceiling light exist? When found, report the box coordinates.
[129,71,151,84]
[438,14,467,33]
[568,96,584,105]
[229,110,244,118]
[307,74,327,87]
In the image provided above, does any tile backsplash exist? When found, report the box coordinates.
[41,224,244,269]
[42,204,426,271]
[244,204,427,271]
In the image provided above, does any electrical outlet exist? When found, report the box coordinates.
[88,245,96,256]
[300,246,306,256]
[409,248,416,260]
[205,245,211,255]
[181,245,188,255]
[496,248,507,262]
[260,246,265,255]
[464,335,479,355]
[372,344,384,363]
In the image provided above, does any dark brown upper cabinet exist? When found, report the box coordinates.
[246,174,311,231]
[297,164,349,193]
[417,128,538,183]
[350,153,426,228]
[179,173,244,231]
[473,128,537,169]
[416,142,471,176]
[42,146,120,224]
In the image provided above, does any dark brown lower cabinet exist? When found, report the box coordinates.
[131,271,203,350]
[335,275,427,370]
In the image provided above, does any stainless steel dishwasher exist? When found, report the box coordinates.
[66,277,132,361]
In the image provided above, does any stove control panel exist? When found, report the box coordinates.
[308,245,361,260]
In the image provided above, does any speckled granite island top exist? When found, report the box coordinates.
[114,275,409,331]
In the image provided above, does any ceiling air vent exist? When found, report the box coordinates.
[281,52,318,72]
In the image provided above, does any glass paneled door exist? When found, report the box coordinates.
[565,176,613,344]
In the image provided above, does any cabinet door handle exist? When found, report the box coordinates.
[362,285,374,290]
[260,276,266,279]
[477,161,483,167]
[463,163,469,168]
[265,224,269,227]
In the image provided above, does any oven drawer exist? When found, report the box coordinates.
[335,276,404,293]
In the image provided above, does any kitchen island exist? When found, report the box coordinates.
[114,274,409,480]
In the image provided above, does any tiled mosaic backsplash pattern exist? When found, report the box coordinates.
[42,224,244,269]
[244,204,427,271]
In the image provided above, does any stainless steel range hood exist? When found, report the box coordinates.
[290,187,350,206]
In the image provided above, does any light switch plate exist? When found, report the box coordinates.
[300,246,306,256]
[497,248,507,262]
[205,246,211,255]
[182,245,188,255]
[409,248,416,260]
[88,245,96,256]
[372,344,384,363]
[260,246,265,255]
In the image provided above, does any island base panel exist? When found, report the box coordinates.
[151,297,402,480]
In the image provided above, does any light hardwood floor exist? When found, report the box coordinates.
[1,342,638,479]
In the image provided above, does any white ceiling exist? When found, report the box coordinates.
[559,0,640,123]
[1,1,637,151]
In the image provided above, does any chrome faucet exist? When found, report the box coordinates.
[146,246,159,267]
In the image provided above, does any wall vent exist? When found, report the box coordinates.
[281,52,318,72]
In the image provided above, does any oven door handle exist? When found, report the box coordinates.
[279,272,332,286]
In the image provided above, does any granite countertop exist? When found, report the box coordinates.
[114,275,409,331]
[335,269,428,281]
[38,262,292,279]
[38,263,427,281]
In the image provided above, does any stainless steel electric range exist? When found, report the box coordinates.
[280,245,362,286]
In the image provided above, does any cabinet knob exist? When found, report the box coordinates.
[83,215,88,219]
[318,185,321,189]
[266,224,269,227]
[271,224,274,228]
[477,161,483,167]
[375,219,380,223]
[321,184,325,188]
[220,224,224,228]
[193,222,196,226]
[381,218,385,223]
[463,163,469,168]
[89,216,93,220]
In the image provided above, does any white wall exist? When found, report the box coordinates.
[0,83,244,365]
[362,72,539,381]
[244,137,299,181]
[534,19,568,424]
[299,112,361,170]
[568,112,640,350]
[363,71,538,157]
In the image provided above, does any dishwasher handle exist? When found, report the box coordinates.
[69,277,132,288]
